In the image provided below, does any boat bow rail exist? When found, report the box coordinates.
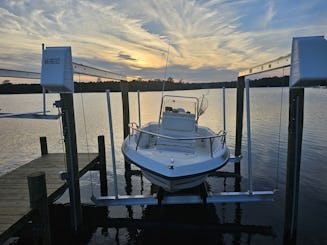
[127,123,226,157]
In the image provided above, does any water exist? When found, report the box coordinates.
[0,88,326,244]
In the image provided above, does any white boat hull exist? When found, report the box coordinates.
[122,122,230,192]
[142,168,209,193]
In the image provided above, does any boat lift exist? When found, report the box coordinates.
[0,43,279,207]
[93,38,327,207]
[87,38,327,207]
[91,80,276,206]
[2,37,326,240]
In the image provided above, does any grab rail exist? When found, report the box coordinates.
[128,123,226,156]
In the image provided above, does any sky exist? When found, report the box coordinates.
[0,0,326,83]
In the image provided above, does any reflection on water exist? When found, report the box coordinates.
[40,173,275,245]
[123,173,275,245]
[138,204,224,244]
[0,88,326,244]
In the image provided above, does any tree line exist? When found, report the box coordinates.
[0,76,293,94]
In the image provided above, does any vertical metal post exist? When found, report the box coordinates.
[245,79,253,194]
[137,90,141,127]
[233,77,245,244]
[120,80,131,172]
[222,87,226,133]
[106,90,119,199]
[234,76,245,190]
[120,80,130,139]
[60,93,82,232]
[283,88,304,244]
[98,135,108,196]
[40,136,48,156]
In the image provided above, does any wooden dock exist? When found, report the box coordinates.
[0,152,99,244]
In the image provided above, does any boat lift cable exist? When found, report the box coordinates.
[46,105,68,204]
[78,74,94,196]
[79,88,98,242]
[57,106,68,175]
[161,41,170,97]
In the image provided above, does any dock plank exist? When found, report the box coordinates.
[0,207,30,216]
[0,153,98,244]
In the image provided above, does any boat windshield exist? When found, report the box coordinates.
[158,95,208,123]
[162,96,197,114]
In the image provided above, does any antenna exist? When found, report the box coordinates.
[162,41,170,96]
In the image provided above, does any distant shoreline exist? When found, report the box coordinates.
[0,76,295,94]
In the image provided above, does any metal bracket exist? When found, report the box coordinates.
[228,155,243,163]
[53,100,62,108]
[59,171,68,181]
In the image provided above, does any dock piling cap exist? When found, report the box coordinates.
[290,36,327,87]
[27,171,46,178]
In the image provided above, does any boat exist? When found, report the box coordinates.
[122,94,230,192]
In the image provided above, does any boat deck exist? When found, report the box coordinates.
[0,152,98,244]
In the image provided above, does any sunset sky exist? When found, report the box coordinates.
[0,0,326,83]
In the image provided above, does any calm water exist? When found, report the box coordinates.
[0,88,326,244]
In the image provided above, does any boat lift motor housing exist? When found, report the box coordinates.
[290,36,327,87]
[41,46,74,93]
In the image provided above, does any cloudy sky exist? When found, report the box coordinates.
[0,0,326,83]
